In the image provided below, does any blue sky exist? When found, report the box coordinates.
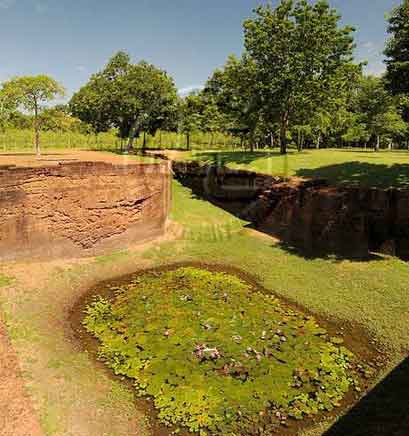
[0,0,401,98]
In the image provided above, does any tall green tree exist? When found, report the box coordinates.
[178,94,203,150]
[70,51,178,152]
[0,89,17,131]
[243,0,355,154]
[385,0,409,120]
[205,54,261,151]
[353,75,405,150]
[1,75,65,155]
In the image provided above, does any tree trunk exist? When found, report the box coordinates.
[280,111,289,155]
[127,120,139,153]
[297,128,301,152]
[186,133,190,151]
[316,134,321,150]
[142,131,147,150]
[270,132,274,149]
[375,135,380,152]
[34,102,40,156]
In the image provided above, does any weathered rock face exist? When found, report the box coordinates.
[172,161,409,259]
[0,161,171,260]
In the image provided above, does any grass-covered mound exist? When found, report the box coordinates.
[83,266,360,435]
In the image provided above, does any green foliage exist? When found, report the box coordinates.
[205,54,261,150]
[0,274,13,287]
[83,267,359,435]
[1,75,65,154]
[178,94,206,149]
[69,51,178,150]
[385,0,409,102]
[242,0,356,153]
[0,89,18,131]
[1,75,65,114]
[349,75,406,149]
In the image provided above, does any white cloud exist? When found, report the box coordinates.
[178,85,204,97]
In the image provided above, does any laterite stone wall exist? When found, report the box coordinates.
[0,161,171,260]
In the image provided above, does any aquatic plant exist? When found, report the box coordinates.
[83,267,359,435]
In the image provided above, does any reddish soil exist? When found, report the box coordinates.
[0,315,43,436]
[0,150,153,168]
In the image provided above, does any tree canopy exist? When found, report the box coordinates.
[385,0,409,99]
[70,51,178,151]
[1,75,65,155]
[242,0,356,154]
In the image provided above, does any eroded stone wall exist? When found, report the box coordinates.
[172,160,409,259]
[0,161,171,259]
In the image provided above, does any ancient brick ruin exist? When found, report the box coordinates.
[0,160,171,260]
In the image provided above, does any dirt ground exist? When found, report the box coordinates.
[0,315,43,436]
[0,224,182,436]
[0,150,157,168]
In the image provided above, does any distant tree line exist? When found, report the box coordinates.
[0,0,408,155]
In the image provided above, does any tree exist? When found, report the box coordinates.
[384,0,409,120]
[0,89,17,131]
[178,94,203,150]
[205,54,261,151]
[70,51,178,152]
[353,75,405,150]
[373,109,407,149]
[243,0,355,154]
[1,75,65,155]
[201,97,224,148]
[341,116,370,147]
[39,108,85,133]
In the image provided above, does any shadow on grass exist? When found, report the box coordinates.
[175,164,388,262]
[274,240,383,263]
[296,162,409,189]
[184,188,383,262]
[325,357,409,436]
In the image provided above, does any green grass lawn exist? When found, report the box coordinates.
[173,148,409,188]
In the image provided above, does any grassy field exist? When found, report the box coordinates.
[173,148,409,188]
[0,178,408,435]
[0,128,236,152]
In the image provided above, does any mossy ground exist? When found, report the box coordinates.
[83,266,365,435]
